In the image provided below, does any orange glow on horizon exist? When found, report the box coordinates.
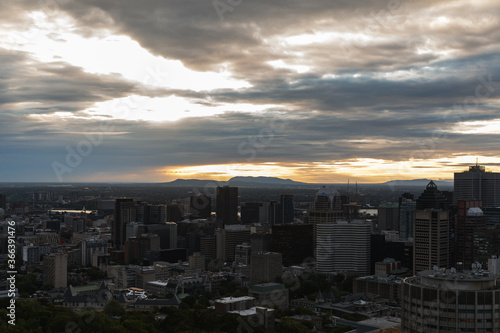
[155,156,500,184]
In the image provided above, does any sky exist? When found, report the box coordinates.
[1,0,500,183]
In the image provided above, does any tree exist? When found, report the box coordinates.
[104,299,125,317]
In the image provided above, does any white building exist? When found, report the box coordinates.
[316,220,371,275]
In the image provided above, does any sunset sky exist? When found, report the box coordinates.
[1,0,500,183]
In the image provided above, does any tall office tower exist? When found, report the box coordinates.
[235,243,252,265]
[315,220,371,275]
[308,186,344,251]
[43,253,68,289]
[216,186,238,226]
[377,203,399,232]
[250,252,282,286]
[144,204,166,224]
[187,231,201,256]
[454,162,500,207]
[416,181,449,210]
[251,232,273,253]
[147,222,177,249]
[81,238,108,267]
[413,181,451,273]
[268,201,280,225]
[399,193,416,240]
[200,234,216,261]
[455,200,486,267]
[166,204,183,222]
[272,224,313,266]
[241,202,263,224]
[473,225,500,267]
[222,225,250,262]
[401,269,500,332]
[279,194,294,224]
[308,186,343,224]
[190,195,212,219]
[124,233,160,264]
[113,198,135,250]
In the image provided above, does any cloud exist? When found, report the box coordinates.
[1,0,500,182]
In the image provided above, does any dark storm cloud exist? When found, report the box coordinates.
[1,0,500,181]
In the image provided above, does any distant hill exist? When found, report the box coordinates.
[228,176,307,186]
[383,179,453,188]
[163,179,223,186]
[164,177,453,188]
[163,176,307,187]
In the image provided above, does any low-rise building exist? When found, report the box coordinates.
[249,282,288,309]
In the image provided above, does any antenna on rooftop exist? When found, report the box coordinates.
[347,179,350,204]
[355,181,358,205]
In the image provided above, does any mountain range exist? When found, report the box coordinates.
[163,176,453,187]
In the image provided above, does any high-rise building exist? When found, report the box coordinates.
[377,203,399,232]
[251,232,273,253]
[399,193,416,240]
[268,201,280,225]
[146,222,177,249]
[144,204,166,224]
[200,234,216,261]
[315,220,371,275]
[222,225,250,262]
[124,233,160,265]
[250,252,282,286]
[272,224,313,266]
[413,181,451,273]
[473,225,500,268]
[216,186,238,226]
[401,269,500,332]
[188,252,206,270]
[235,243,251,265]
[308,186,344,251]
[113,198,135,250]
[190,195,212,219]
[279,194,294,224]
[455,200,486,267]
[43,252,68,289]
[81,238,108,267]
[241,202,263,224]
[454,162,500,207]
[166,204,183,222]
[308,186,343,224]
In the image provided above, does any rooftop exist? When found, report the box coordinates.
[216,296,255,304]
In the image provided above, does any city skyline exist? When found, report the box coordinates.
[1,1,500,183]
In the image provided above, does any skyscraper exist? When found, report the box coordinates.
[307,186,343,224]
[216,186,238,226]
[413,181,450,272]
[190,195,212,219]
[43,253,68,289]
[399,193,416,240]
[455,200,486,267]
[377,203,399,232]
[308,186,344,252]
[113,198,135,250]
[250,252,282,286]
[454,162,500,207]
[401,269,500,332]
[272,224,313,266]
[315,220,371,275]
[279,194,294,224]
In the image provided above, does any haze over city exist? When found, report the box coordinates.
[1,0,500,183]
